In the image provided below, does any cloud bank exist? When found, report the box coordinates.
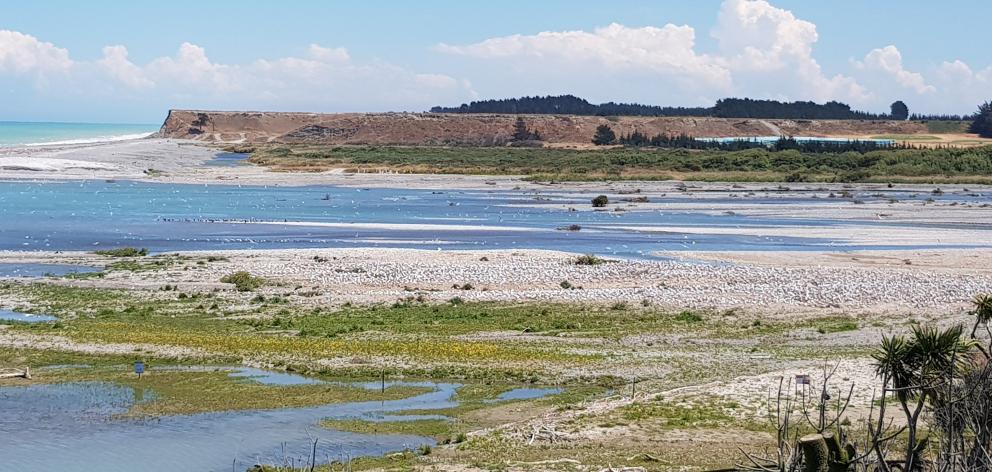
[439,0,987,115]
[0,32,475,119]
[0,0,989,120]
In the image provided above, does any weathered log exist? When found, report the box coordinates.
[0,366,30,379]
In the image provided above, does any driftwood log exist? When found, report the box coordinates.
[0,366,30,379]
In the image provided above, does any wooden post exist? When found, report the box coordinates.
[23,366,30,379]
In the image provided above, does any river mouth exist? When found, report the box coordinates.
[0,365,563,472]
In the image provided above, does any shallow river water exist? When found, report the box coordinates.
[2,180,987,258]
[0,369,475,472]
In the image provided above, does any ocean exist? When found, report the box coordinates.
[0,121,158,147]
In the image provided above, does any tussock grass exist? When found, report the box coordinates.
[93,247,148,257]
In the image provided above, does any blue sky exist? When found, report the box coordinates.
[2,0,990,123]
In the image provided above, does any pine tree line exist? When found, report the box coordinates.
[431,95,709,117]
[432,95,979,121]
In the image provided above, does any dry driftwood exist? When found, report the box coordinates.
[0,366,30,379]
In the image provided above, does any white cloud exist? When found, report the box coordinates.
[307,44,350,63]
[0,35,474,114]
[856,45,934,94]
[146,42,237,94]
[931,60,992,114]
[711,0,868,103]
[440,22,732,91]
[97,45,152,89]
[713,0,819,68]
[0,29,72,75]
[437,0,871,106]
[1,1,990,119]
[937,60,991,85]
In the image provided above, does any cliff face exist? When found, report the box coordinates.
[157,110,928,145]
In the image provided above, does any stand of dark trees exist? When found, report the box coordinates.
[910,113,972,121]
[711,98,886,120]
[431,95,709,117]
[432,95,975,121]
[616,131,906,153]
[970,101,992,138]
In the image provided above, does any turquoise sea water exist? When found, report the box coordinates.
[0,121,158,146]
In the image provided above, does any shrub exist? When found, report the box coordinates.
[592,125,617,145]
[574,254,606,265]
[94,247,148,257]
[675,311,703,323]
[591,195,609,207]
[560,280,573,290]
[969,100,992,137]
[220,271,266,292]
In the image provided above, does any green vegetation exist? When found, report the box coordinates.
[926,120,971,134]
[5,276,949,471]
[619,396,743,429]
[813,317,859,334]
[890,100,909,121]
[574,254,606,265]
[107,254,188,272]
[511,116,541,142]
[619,132,905,153]
[591,195,609,207]
[322,418,456,439]
[971,100,992,138]
[2,281,866,384]
[674,311,703,323]
[247,144,992,183]
[591,124,617,145]
[220,271,266,291]
[25,367,428,417]
[93,247,148,257]
[430,94,920,120]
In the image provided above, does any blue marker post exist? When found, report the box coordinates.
[134,361,145,379]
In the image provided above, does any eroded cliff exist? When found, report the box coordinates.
[157,110,929,145]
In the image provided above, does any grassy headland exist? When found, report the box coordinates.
[241,144,992,183]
